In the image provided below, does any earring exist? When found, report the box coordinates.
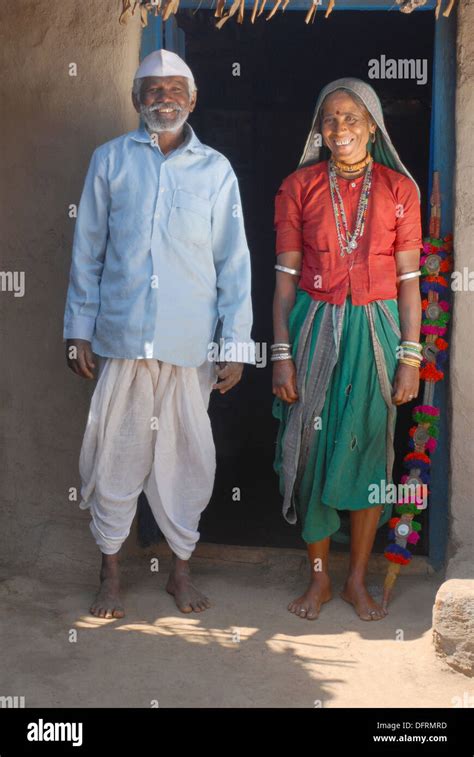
[370,132,376,143]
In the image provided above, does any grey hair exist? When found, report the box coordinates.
[132,77,197,101]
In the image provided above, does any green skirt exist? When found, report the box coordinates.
[272,290,400,544]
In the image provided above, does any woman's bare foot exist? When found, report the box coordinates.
[288,573,332,620]
[340,576,387,621]
[166,556,211,613]
[90,554,125,619]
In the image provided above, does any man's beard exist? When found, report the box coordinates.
[140,102,189,133]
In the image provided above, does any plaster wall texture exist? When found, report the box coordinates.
[0,0,142,570]
[447,0,474,580]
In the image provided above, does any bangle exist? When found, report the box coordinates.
[271,353,292,361]
[275,264,301,276]
[399,354,421,363]
[400,349,422,360]
[399,358,421,368]
[399,341,422,362]
[397,270,421,282]
[271,343,291,350]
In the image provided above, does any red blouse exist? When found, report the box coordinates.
[274,160,423,305]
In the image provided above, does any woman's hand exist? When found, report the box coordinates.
[272,359,299,404]
[391,362,420,405]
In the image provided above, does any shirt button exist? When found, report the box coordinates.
[351,182,356,188]
[160,188,166,193]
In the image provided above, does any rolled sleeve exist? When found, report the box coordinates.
[211,165,255,365]
[393,175,423,253]
[63,149,110,341]
[274,174,303,254]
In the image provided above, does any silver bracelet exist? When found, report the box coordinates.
[400,349,422,361]
[275,264,301,277]
[271,353,292,361]
[397,270,421,282]
[271,342,291,350]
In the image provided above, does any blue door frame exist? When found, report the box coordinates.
[139,3,456,568]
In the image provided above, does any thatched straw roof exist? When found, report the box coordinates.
[119,0,456,29]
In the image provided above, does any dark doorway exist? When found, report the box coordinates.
[139,9,434,553]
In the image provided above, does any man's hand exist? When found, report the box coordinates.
[212,361,244,394]
[66,338,96,380]
[272,360,299,404]
[391,362,419,405]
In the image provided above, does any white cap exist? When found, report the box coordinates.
[134,49,195,86]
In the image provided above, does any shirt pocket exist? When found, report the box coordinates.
[305,249,334,293]
[303,215,331,250]
[168,188,212,247]
[369,250,397,293]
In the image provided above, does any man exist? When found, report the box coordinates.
[64,49,254,619]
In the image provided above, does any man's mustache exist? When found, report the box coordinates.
[147,103,183,113]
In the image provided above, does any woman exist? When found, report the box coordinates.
[272,78,423,621]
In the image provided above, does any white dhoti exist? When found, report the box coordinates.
[78,357,216,560]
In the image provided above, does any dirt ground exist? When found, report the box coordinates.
[0,544,469,709]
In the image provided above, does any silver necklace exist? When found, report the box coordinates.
[328,158,374,257]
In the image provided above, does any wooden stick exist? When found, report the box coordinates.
[305,3,317,23]
[325,0,335,17]
[251,0,260,22]
[215,0,226,17]
[267,0,282,20]
[443,0,456,16]
[382,562,400,610]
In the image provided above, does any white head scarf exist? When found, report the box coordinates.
[299,77,420,201]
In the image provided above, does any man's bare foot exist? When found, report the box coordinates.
[166,556,211,614]
[90,554,125,619]
[288,573,332,620]
[340,576,387,621]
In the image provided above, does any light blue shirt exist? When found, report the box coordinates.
[63,122,255,367]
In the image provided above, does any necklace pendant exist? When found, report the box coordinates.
[349,239,358,250]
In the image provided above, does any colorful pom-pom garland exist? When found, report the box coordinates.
[384,233,452,567]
